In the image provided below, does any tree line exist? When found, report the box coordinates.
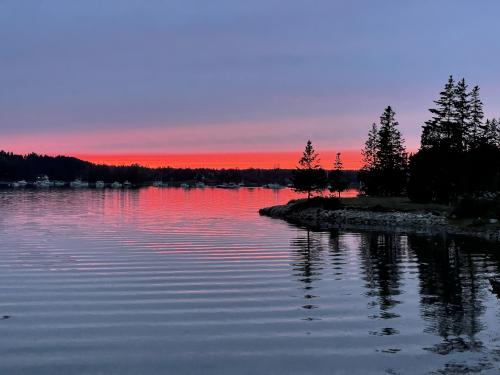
[0,150,358,187]
[293,75,500,203]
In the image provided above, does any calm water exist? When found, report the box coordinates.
[1,188,500,374]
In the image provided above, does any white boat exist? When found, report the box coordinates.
[111,181,122,188]
[123,180,132,188]
[180,183,190,189]
[95,181,105,188]
[11,180,28,188]
[70,179,89,188]
[54,181,66,187]
[266,183,284,189]
[152,181,165,187]
[217,183,239,189]
[34,175,51,188]
[195,182,205,188]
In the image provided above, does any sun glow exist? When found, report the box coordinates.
[76,151,362,169]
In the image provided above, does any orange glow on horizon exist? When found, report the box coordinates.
[75,151,363,170]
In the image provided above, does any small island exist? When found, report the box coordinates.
[261,76,500,241]
[260,196,500,241]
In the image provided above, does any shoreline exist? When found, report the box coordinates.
[259,198,500,241]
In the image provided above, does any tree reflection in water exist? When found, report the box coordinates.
[290,230,325,315]
[289,228,500,372]
[409,235,490,355]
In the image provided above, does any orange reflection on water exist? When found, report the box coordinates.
[92,187,358,260]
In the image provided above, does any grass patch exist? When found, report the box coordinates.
[339,196,449,214]
[287,196,342,212]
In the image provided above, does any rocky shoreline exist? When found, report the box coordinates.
[259,202,500,241]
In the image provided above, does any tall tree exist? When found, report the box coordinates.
[292,140,327,199]
[421,76,456,150]
[361,123,379,171]
[481,119,500,147]
[376,106,408,195]
[360,107,407,196]
[329,152,348,197]
[468,85,484,149]
[410,76,500,203]
[453,78,470,151]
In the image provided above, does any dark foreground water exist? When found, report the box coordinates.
[1,188,500,374]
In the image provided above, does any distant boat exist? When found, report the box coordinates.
[54,181,66,187]
[11,180,28,188]
[217,183,239,189]
[34,175,52,188]
[95,181,105,188]
[111,181,122,188]
[180,183,190,189]
[264,183,284,189]
[153,181,165,187]
[123,181,132,188]
[195,182,205,188]
[70,179,89,188]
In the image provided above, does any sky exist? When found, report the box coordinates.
[1,0,499,168]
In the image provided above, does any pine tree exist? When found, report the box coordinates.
[376,106,407,195]
[377,106,407,170]
[494,119,500,148]
[299,140,320,169]
[453,78,470,151]
[292,140,327,199]
[421,76,456,150]
[481,119,499,147]
[361,123,379,171]
[329,152,348,197]
[468,85,484,149]
[359,107,407,196]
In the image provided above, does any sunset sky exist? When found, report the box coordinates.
[1,1,499,169]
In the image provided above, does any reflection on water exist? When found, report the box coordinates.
[0,188,500,374]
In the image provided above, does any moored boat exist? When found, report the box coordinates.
[34,175,52,188]
[70,179,89,188]
[217,183,239,189]
[265,183,284,189]
[11,180,28,188]
[153,181,165,187]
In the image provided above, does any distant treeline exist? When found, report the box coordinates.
[0,151,358,186]
[358,75,500,203]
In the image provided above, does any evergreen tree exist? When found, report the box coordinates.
[410,76,500,203]
[359,107,407,196]
[453,78,470,151]
[421,76,456,150]
[361,123,379,171]
[481,119,500,147]
[493,119,500,147]
[468,85,484,149]
[375,106,408,195]
[292,140,327,199]
[328,153,348,197]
